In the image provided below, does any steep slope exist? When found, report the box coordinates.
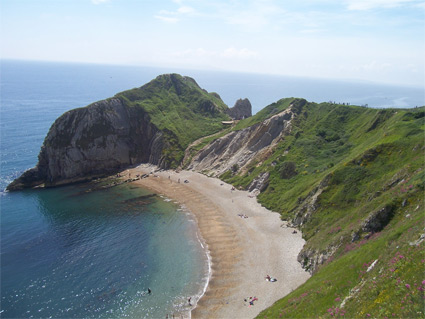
[7,74,230,190]
[187,98,300,177]
[187,100,425,318]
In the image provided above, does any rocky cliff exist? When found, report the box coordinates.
[226,98,252,120]
[7,74,230,190]
[7,98,166,190]
[187,103,297,179]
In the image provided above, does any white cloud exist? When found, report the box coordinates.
[221,47,258,59]
[346,0,419,10]
[221,0,285,30]
[91,0,109,4]
[178,6,195,14]
[155,1,195,23]
[299,28,326,34]
[414,1,425,8]
[173,47,258,60]
[154,15,179,23]
[360,60,392,71]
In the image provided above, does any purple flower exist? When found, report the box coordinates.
[422,280,425,285]
[405,284,411,289]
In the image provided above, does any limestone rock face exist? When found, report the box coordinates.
[7,98,166,190]
[226,98,252,120]
[248,172,270,193]
[188,106,295,176]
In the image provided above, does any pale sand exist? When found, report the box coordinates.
[123,164,310,319]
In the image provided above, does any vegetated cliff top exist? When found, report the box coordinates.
[206,98,424,318]
[116,73,230,147]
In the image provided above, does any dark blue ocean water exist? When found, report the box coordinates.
[0,60,424,318]
[1,60,212,318]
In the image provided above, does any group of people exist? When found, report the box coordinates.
[237,213,248,219]
[174,178,189,184]
[244,296,258,306]
[265,274,277,282]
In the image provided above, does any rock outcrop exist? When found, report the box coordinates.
[291,174,332,227]
[248,172,270,193]
[188,105,296,176]
[226,98,252,120]
[7,98,166,190]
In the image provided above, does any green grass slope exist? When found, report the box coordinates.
[218,101,424,318]
[116,74,230,167]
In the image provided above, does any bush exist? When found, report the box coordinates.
[279,161,298,179]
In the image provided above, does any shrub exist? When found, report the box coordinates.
[279,161,298,179]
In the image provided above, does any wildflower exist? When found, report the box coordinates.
[422,280,425,285]
[405,284,411,289]
[335,297,341,302]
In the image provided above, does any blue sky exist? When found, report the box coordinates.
[1,0,424,86]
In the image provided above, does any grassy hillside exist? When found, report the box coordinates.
[217,101,424,317]
[116,74,230,167]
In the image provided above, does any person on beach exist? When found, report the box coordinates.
[265,275,277,282]
[188,297,192,306]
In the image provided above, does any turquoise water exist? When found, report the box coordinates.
[1,183,208,318]
[1,60,423,318]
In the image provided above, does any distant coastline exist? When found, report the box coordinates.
[1,60,424,119]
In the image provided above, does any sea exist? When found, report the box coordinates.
[0,60,424,318]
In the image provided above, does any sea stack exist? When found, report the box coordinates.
[226,98,252,120]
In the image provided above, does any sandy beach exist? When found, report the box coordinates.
[122,164,310,318]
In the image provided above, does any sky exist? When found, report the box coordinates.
[1,0,424,86]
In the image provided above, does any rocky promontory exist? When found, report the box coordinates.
[7,98,165,190]
[7,74,231,190]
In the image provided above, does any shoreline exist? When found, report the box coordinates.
[122,164,310,318]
